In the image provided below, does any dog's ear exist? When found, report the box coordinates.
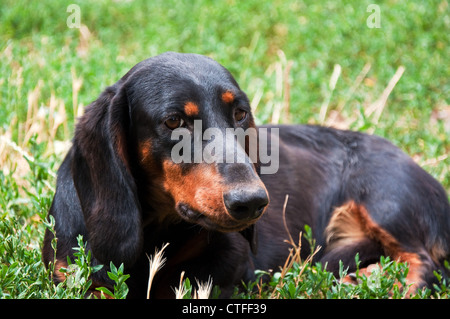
[71,82,142,267]
[240,224,258,255]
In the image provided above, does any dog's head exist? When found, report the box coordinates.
[72,53,268,265]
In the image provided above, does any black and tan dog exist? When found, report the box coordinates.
[43,52,450,298]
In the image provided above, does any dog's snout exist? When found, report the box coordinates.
[224,187,269,221]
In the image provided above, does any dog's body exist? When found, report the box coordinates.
[43,52,450,298]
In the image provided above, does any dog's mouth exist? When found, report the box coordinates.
[176,203,257,232]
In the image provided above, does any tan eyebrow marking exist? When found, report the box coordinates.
[221,91,235,104]
[184,101,199,116]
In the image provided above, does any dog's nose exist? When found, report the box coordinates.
[224,187,269,221]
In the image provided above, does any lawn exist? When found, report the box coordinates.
[0,0,449,299]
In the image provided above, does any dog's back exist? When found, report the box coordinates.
[255,124,450,288]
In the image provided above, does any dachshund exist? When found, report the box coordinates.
[43,52,450,298]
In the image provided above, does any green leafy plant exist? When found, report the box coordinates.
[53,235,131,299]
[56,235,103,298]
[232,229,450,299]
[96,262,130,299]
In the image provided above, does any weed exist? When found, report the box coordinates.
[230,230,450,299]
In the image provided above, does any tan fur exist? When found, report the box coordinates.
[325,201,425,293]
[162,160,231,225]
[221,91,234,104]
[325,202,367,251]
[184,101,199,116]
[138,140,152,163]
[54,259,68,283]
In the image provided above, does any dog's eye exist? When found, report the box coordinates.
[234,109,247,123]
[165,116,185,129]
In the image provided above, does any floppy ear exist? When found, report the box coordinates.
[71,82,143,267]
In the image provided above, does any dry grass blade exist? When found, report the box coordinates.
[282,194,293,246]
[174,271,188,299]
[196,276,213,299]
[175,273,213,299]
[336,63,372,113]
[71,67,84,119]
[270,50,293,124]
[320,64,342,124]
[270,194,296,298]
[270,193,323,298]
[365,65,405,132]
[146,243,169,299]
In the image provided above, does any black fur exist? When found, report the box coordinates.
[43,52,450,298]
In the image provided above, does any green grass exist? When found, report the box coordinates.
[0,0,449,299]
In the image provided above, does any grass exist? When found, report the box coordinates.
[0,0,449,299]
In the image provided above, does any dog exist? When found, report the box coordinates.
[43,52,450,298]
